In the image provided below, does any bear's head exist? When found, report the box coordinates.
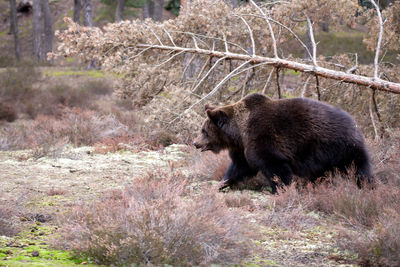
[193,104,241,153]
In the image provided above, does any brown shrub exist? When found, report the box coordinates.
[338,210,400,267]
[0,199,19,236]
[269,170,400,265]
[0,108,129,154]
[46,188,68,196]
[0,101,17,122]
[191,150,230,181]
[55,169,251,266]
[224,191,254,208]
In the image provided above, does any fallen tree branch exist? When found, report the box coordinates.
[369,0,383,79]
[136,43,400,94]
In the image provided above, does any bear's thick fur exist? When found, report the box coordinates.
[193,93,374,193]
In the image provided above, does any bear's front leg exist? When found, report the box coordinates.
[219,150,257,191]
[246,148,293,194]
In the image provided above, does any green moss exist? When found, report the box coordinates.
[284,69,301,76]
[0,30,7,37]
[65,57,76,63]
[0,225,96,266]
[44,69,105,78]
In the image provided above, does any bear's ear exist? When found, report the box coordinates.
[207,109,228,129]
[204,104,215,111]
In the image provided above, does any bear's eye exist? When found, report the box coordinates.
[202,129,208,137]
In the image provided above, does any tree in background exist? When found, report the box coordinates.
[33,0,52,61]
[142,0,164,21]
[73,0,93,26]
[9,0,21,61]
[115,0,126,22]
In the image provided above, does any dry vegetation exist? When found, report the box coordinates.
[1,0,400,266]
[55,169,252,266]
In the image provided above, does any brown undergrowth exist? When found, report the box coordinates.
[54,169,252,266]
[0,66,177,155]
[267,133,400,266]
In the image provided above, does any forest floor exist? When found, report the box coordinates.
[0,144,357,266]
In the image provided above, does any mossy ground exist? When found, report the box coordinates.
[0,224,95,266]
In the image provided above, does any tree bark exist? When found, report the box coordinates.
[83,0,93,27]
[10,0,21,61]
[142,0,154,19]
[115,0,125,22]
[33,0,43,60]
[42,0,52,61]
[153,0,164,21]
[143,0,164,21]
[73,0,82,23]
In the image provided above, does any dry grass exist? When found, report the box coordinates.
[46,188,68,196]
[54,169,252,266]
[0,198,19,237]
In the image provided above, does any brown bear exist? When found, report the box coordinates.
[193,93,374,193]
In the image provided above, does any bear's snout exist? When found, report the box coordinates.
[193,141,201,149]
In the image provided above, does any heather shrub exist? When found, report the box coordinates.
[55,170,251,266]
[0,101,17,122]
[0,198,19,236]
[0,108,128,152]
[339,211,400,267]
[267,154,400,266]
[0,65,39,103]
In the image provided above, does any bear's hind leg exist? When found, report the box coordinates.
[246,149,294,194]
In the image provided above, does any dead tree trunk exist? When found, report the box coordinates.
[42,0,52,61]
[33,0,43,60]
[153,0,164,21]
[115,0,125,22]
[143,0,164,21]
[73,0,82,23]
[9,0,21,61]
[83,0,93,27]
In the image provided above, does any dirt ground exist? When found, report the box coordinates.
[0,144,359,266]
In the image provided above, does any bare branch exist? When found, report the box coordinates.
[237,15,256,56]
[369,0,383,79]
[238,14,313,61]
[169,30,249,54]
[262,68,274,95]
[306,16,317,66]
[136,43,400,94]
[147,25,164,46]
[162,27,176,47]
[371,89,385,138]
[369,96,379,140]
[222,32,229,53]
[191,34,199,49]
[155,51,185,67]
[249,0,278,58]
[315,74,321,100]
[300,76,312,97]
[346,53,358,74]
[169,59,252,124]
[276,67,281,98]
[190,56,228,94]
[181,53,197,81]
[191,56,212,91]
